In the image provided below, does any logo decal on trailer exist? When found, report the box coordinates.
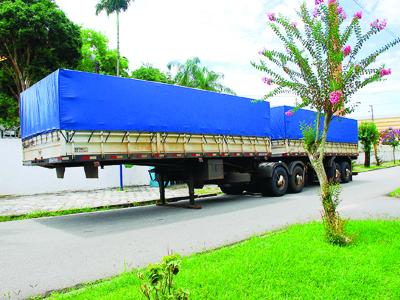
[74,147,89,153]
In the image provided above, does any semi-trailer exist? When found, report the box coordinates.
[20,69,358,207]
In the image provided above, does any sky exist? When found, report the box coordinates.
[55,0,400,120]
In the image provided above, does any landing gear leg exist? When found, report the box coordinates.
[187,169,202,209]
[157,172,166,205]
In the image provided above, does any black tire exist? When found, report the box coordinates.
[219,184,245,195]
[340,161,352,183]
[305,165,316,186]
[288,165,305,193]
[263,166,288,197]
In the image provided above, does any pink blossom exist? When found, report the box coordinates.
[285,110,294,117]
[267,13,276,21]
[328,0,337,5]
[329,91,342,105]
[337,6,346,19]
[343,45,351,57]
[313,7,319,18]
[380,68,392,77]
[354,11,362,19]
[291,21,297,28]
[262,77,273,85]
[258,48,266,55]
[315,0,324,5]
[370,19,387,30]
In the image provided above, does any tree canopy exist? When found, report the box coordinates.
[131,64,171,83]
[168,57,235,94]
[95,0,133,15]
[0,0,82,102]
[78,29,129,77]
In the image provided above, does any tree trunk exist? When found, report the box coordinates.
[305,114,350,245]
[373,143,380,166]
[116,10,120,77]
[393,147,396,164]
[364,151,370,167]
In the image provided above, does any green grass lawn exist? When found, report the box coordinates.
[389,188,400,198]
[44,220,400,300]
[353,161,400,173]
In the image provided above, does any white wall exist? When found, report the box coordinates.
[0,139,150,195]
[356,144,400,165]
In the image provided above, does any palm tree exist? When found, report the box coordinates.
[167,57,235,94]
[95,0,133,76]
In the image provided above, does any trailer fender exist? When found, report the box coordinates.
[256,162,289,179]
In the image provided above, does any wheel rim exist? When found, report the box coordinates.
[335,168,341,182]
[277,175,285,188]
[295,173,303,186]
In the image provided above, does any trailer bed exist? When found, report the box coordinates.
[271,139,358,157]
[23,130,272,167]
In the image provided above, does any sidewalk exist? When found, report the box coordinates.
[0,185,194,216]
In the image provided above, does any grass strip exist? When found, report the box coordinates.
[353,161,400,173]
[40,220,400,300]
[389,187,400,198]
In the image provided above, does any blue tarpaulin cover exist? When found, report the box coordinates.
[270,106,358,144]
[20,69,271,139]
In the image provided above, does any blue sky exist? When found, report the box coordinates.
[56,0,400,120]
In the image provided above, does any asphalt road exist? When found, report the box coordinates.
[1,167,400,299]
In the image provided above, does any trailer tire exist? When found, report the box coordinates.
[340,161,352,183]
[263,166,288,197]
[219,184,245,195]
[288,165,305,193]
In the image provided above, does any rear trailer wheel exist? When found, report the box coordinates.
[263,166,288,197]
[288,165,305,193]
[219,184,245,195]
[340,161,352,183]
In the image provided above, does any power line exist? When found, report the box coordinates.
[351,0,400,39]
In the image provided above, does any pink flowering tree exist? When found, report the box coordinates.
[380,128,400,164]
[253,0,400,244]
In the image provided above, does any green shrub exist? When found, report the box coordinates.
[138,254,189,300]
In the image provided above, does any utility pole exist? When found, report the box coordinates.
[369,105,374,121]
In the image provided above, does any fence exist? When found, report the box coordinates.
[0,127,20,139]
[0,138,150,195]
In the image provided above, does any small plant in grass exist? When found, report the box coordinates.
[253,0,400,245]
[138,254,189,300]
[380,128,400,164]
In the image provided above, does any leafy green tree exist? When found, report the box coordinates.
[0,93,18,128]
[78,29,129,77]
[168,57,235,94]
[0,0,81,102]
[358,122,380,167]
[95,0,133,76]
[253,1,399,244]
[131,64,171,83]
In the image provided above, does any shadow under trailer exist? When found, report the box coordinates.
[20,70,358,208]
